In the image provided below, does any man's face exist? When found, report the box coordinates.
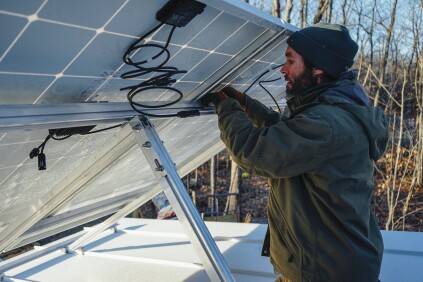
[280,46,318,97]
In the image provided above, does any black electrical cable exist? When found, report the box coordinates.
[50,134,73,141]
[244,63,284,112]
[38,135,51,154]
[259,78,282,113]
[29,20,197,170]
[81,123,124,134]
[49,123,124,141]
[30,123,125,170]
[120,23,198,118]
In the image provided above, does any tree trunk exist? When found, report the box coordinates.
[208,156,216,214]
[272,0,281,18]
[385,67,406,230]
[284,0,293,22]
[416,49,423,185]
[369,0,377,67]
[324,0,333,23]
[341,0,348,25]
[313,0,329,24]
[407,9,420,74]
[224,160,240,215]
[299,0,308,28]
[374,0,398,106]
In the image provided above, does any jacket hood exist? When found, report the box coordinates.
[334,101,389,161]
[288,70,389,161]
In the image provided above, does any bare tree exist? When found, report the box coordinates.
[342,0,348,25]
[299,0,308,28]
[284,0,293,22]
[323,0,333,23]
[385,66,406,230]
[374,0,398,106]
[415,45,423,185]
[407,7,422,74]
[272,0,281,18]
[368,0,377,67]
[208,156,216,214]
[340,0,356,25]
[313,0,329,24]
[224,160,240,215]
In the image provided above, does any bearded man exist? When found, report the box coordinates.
[206,22,389,282]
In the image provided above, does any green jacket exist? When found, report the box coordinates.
[217,71,389,282]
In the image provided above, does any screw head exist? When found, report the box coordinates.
[132,124,142,131]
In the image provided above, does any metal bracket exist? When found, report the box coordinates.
[129,115,235,282]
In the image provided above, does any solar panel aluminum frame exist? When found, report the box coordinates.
[198,0,296,32]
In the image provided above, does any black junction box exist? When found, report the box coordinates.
[156,0,206,27]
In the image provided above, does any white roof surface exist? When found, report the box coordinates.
[1,218,422,282]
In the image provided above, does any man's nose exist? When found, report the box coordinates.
[280,64,287,75]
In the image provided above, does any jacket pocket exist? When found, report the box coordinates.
[272,222,300,263]
[268,189,303,276]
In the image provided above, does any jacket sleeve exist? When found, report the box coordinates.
[217,99,333,178]
[245,96,281,127]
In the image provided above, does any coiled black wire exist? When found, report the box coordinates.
[29,23,196,169]
[120,23,195,118]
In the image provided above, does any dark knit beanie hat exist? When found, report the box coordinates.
[287,22,358,78]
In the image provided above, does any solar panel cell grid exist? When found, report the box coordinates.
[0,0,292,251]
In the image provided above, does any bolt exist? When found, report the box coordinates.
[132,124,142,131]
[142,141,151,148]
[154,159,164,171]
[155,166,164,172]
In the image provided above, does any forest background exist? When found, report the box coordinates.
[168,0,422,232]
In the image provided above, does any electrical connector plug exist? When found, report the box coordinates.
[29,148,39,159]
[38,153,46,170]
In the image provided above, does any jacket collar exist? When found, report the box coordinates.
[286,70,362,113]
[286,82,332,113]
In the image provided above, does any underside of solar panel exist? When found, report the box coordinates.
[0,0,295,270]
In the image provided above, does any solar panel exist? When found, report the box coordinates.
[0,0,295,253]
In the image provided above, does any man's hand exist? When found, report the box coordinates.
[201,90,228,110]
[221,86,246,105]
[201,86,247,112]
[221,86,247,111]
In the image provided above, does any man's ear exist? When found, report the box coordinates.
[313,67,324,79]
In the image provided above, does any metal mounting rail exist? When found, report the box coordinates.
[0,102,214,132]
[129,115,235,282]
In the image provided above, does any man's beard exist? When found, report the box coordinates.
[285,67,318,98]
